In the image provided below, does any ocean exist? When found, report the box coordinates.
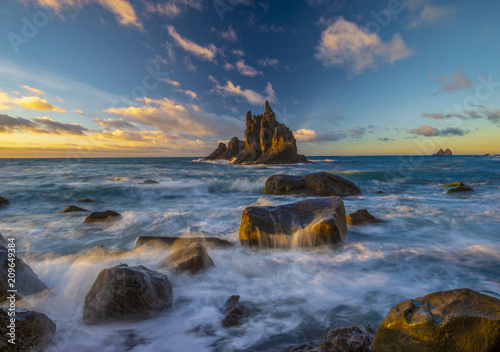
[1,155,499,351]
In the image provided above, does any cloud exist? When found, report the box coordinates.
[437,72,471,91]
[315,18,413,74]
[294,128,346,142]
[378,137,395,142]
[409,125,468,137]
[19,0,142,29]
[162,78,181,87]
[0,90,66,112]
[485,110,500,123]
[144,0,204,18]
[104,96,244,137]
[176,89,197,98]
[232,50,245,56]
[259,23,285,33]
[167,25,217,61]
[235,60,262,77]
[409,4,456,28]
[21,85,45,95]
[93,117,136,130]
[257,58,279,68]
[0,114,87,135]
[184,56,197,71]
[218,25,238,41]
[209,76,276,105]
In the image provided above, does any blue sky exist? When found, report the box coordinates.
[0,0,499,157]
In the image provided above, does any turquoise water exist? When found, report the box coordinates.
[0,156,499,351]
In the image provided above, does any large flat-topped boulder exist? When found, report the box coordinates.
[264,172,361,196]
[204,101,308,165]
[239,197,347,247]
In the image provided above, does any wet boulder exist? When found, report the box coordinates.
[0,196,9,207]
[288,325,376,352]
[156,243,215,274]
[0,245,48,302]
[371,288,500,352]
[142,180,159,184]
[84,210,121,223]
[447,186,474,193]
[78,198,93,203]
[239,197,347,247]
[61,205,89,213]
[222,295,246,327]
[83,264,173,325]
[0,309,56,352]
[135,236,233,249]
[346,209,381,226]
[263,172,361,196]
[442,182,465,188]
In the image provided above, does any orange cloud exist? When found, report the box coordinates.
[167,25,217,61]
[0,89,66,112]
[21,85,45,95]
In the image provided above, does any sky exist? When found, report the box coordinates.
[0,0,499,158]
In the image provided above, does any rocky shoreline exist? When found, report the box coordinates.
[0,170,497,352]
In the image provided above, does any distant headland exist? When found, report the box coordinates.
[433,148,453,156]
[204,101,308,165]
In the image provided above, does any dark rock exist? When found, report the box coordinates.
[143,180,159,184]
[205,102,308,165]
[433,148,453,156]
[78,198,93,203]
[222,295,246,327]
[447,186,474,193]
[84,210,122,223]
[61,205,89,213]
[371,288,500,352]
[0,309,56,352]
[288,325,376,352]
[442,182,465,188]
[0,245,48,302]
[156,243,215,274]
[83,264,173,325]
[346,209,380,226]
[204,142,227,160]
[0,196,9,207]
[135,236,233,249]
[239,197,347,247]
[376,191,384,194]
[263,172,361,197]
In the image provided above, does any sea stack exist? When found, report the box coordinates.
[433,148,452,155]
[204,101,308,165]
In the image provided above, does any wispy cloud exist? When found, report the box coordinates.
[93,117,136,130]
[209,76,276,105]
[409,125,468,137]
[437,72,471,91]
[0,114,87,135]
[315,18,413,75]
[294,128,346,142]
[162,78,181,87]
[257,58,279,68]
[0,90,66,112]
[21,85,45,95]
[409,4,456,28]
[217,25,238,42]
[144,0,204,18]
[235,60,262,77]
[167,25,217,61]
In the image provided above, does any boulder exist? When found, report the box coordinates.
[83,264,173,325]
[239,197,347,247]
[135,236,233,249]
[442,182,465,188]
[346,209,381,226]
[371,288,500,352]
[84,210,121,223]
[0,245,48,302]
[263,172,361,197]
[0,309,56,352]
[61,205,89,213]
[78,198,93,203]
[222,295,245,327]
[205,102,308,165]
[142,180,159,184]
[447,186,474,193]
[288,325,376,352]
[0,196,9,207]
[433,148,453,156]
[376,191,384,194]
[156,243,215,274]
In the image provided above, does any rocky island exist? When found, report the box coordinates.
[205,101,308,164]
[433,148,453,156]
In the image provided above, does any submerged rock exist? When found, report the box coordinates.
[78,198,93,203]
[156,243,215,274]
[433,148,453,156]
[371,288,500,352]
[376,191,384,194]
[135,236,233,249]
[442,182,465,188]
[239,197,347,247]
[142,180,159,184]
[0,309,56,352]
[222,295,245,327]
[61,205,89,213]
[0,245,48,302]
[83,264,173,325]
[263,172,361,197]
[205,102,308,165]
[346,209,381,226]
[0,196,9,207]
[447,186,474,193]
[84,210,122,223]
[288,325,376,352]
